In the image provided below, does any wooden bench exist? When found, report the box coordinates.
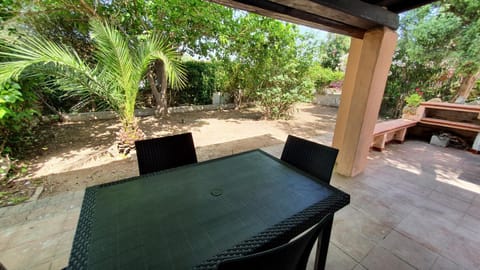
[371,119,418,151]
[418,102,480,152]
[419,117,480,132]
[418,102,480,132]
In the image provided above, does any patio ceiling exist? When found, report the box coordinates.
[206,0,437,38]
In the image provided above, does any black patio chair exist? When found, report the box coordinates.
[134,133,197,175]
[216,213,334,270]
[281,135,339,184]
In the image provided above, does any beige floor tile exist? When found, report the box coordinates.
[352,264,367,270]
[380,230,438,270]
[407,195,465,224]
[351,195,406,229]
[395,210,455,254]
[29,261,51,270]
[459,214,480,234]
[440,227,480,270]
[430,256,465,270]
[306,242,357,270]
[0,241,37,270]
[50,255,69,270]
[62,210,80,231]
[54,231,75,255]
[6,214,66,249]
[324,243,358,270]
[331,207,377,261]
[466,204,480,220]
[427,190,471,213]
[434,182,476,204]
[361,246,415,270]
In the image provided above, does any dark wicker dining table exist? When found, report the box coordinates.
[66,150,350,270]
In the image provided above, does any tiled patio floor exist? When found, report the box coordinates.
[1,139,479,270]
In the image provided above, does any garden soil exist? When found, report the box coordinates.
[10,103,338,200]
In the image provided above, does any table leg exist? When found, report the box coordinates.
[313,215,334,270]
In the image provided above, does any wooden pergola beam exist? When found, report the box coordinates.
[206,0,399,38]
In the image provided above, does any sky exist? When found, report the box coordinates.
[298,25,328,39]
[298,25,328,41]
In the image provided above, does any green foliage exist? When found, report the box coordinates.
[1,0,232,113]
[171,61,219,105]
[0,190,30,206]
[382,1,480,117]
[0,19,185,149]
[319,34,350,71]
[257,74,314,119]
[2,0,344,120]
[0,79,38,156]
[215,14,317,119]
[442,0,480,75]
[404,93,424,107]
[382,42,453,117]
[65,0,233,56]
[308,64,344,92]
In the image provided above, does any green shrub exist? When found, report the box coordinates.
[171,61,220,105]
[0,80,39,157]
[307,65,344,93]
[256,75,315,119]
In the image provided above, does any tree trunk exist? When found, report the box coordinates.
[147,60,168,117]
[36,93,66,122]
[147,70,161,108]
[234,88,242,109]
[154,60,168,116]
[452,71,480,103]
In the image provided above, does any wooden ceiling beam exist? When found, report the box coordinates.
[306,0,399,29]
[207,0,366,38]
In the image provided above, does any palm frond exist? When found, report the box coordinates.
[90,20,136,95]
[0,36,90,84]
[137,34,187,90]
[0,36,123,107]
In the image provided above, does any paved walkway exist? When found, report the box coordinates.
[1,139,479,270]
[0,191,84,269]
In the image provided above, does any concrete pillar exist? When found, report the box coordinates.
[333,27,398,177]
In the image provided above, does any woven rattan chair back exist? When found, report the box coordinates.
[216,214,333,270]
[281,135,339,184]
[135,133,197,175]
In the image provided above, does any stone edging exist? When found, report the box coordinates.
[42,103,235,122]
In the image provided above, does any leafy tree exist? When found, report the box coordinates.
[382,1,480,117]
[1,0,232,115]
[2,0,335,121]
[442,0,480,101]
[319,33,350,71]
[215,14,316,118]
[0,20,185,152]
[395,2,480,103]
[91,0,233,115]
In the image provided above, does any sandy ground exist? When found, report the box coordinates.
[19,103,338,199]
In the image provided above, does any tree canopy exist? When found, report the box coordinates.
[0,19,186,152]
[382,0,480,117]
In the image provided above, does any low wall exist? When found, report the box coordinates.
[43,104,235,123]
[314,94,341,107]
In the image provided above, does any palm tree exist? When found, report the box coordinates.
[0,20,186,152]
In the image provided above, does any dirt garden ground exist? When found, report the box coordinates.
[4,103,338,203]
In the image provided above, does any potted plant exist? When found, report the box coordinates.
[402,90,424,120]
